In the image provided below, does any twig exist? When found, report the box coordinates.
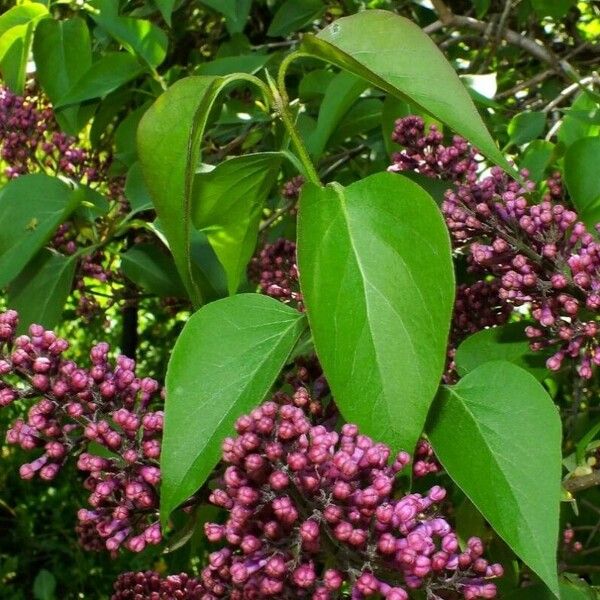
[564,471,600,494]
[259,201,296,232]
[542,74,600,113]
[425,0,567,74]
[495,69,553,99]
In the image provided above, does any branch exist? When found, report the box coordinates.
[425,0,565,73]
[564,471,600,494]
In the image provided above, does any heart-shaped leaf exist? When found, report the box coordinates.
[161,294,307,521]
[298,172,454,453]
[428,361,562,597]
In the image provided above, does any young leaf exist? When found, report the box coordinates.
[305,71,367,158]
[199,0,252,34]
[267,0,325,38]
[0,174,81,288]
[87,0,168,68]
[0,4,48,36]
[7,250,76,333]
[56,52,145,107]
[33,569,56,600]
[520,140,555,183]
[455,323,549,380]
[557,92,600,147]
[300,10,511,171]
[192,153,282,295]
[161,294,307,520]
[297,172,454,453]
[155,0,177,25]
[32,18,91,133]
[121,244,186,298]
[137,76,247,306]
[428,361,561,598]
[0,4,48,93]
[564,137,600,228]
[507,111,546,146]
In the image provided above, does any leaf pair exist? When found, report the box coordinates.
[137,76,278,305]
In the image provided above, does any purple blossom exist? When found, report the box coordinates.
[389,115,600,378]
[0,310,163,554]
[198,391,502,599]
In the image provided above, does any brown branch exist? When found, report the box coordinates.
[564,471,600,494]
[425,0,566,74]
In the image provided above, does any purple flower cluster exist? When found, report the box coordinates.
[388,116,477,183]
[197,391,501,599]
[112,571,205,599]
[282,175,305,201]
[0,310,163,554]
[249,238,303,310]
[453,281,511,342]
[0,85,103,181]
[389,115,600,378]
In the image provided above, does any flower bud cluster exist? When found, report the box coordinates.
[0,85,104,181]
[112,571,205,599]
[0,310,163,554]
[197,392,502,599]
[388,115,478,183]
[249,238,303,310]
[453,281,511,342]
[389,115,600,378]
[282,175,305,201]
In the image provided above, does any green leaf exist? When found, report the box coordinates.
[8,250,76,333]
[507,111,546,146]
[0,4,48,37]
[521,140,555,183]
[455,322,549,380]
[564,137,600,228]
[33,569,56,600]
[114,103,149,167]
[121,244,186,298]
[471,0,491,18]
[155,0,177,26]
[161,293,307,520]
[0,174,81,288]
[137,76,243,306]
[0,5,49,89]
[300,10,511,171]
[88,0,168,68]
[267,0,325,37]
[428,361,562,597]
[0,20,42,94]
[194,53,271,76]
[33,18,92,133]
[329,98,383,145]
[199,0,252,34]
[125,162,154,215]
[306,71,367,158]
[192,153,282,295]
[297,172,454,452]
[531,0,577,18]
[57,52,145,107]
[504,581,594,599]
[558,92,600,148]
